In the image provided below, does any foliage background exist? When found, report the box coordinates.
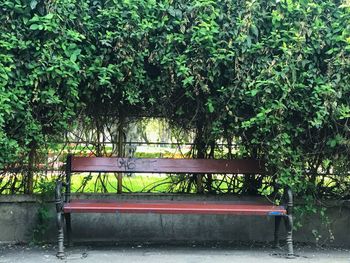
[0,0,349,201]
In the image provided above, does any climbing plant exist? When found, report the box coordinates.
[0,0,349,199]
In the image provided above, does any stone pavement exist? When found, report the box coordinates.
[0,243,349,263]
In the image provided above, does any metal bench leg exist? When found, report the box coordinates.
[284,187,294,258]
[56,211,65,259]
[55,181,65,259]
[284,214,294,258]
[274,216,282,248]
[65,213,73,247]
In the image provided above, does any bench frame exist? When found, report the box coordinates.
[55,155,294,258]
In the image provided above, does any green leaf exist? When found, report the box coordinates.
[45,13,54,20]
[251,25,258,37]
[251,89,259,96]
[168,7,175,17]
[246,36,252,48]
[30,0,38,10]
[182,76,194,86]
[70,49,81,62]
[30,24,40,30]
[206,99,215,113]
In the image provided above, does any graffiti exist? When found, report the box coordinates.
[117,158,136,171]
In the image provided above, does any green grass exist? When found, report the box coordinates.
[3,172,347,196]
[70,173,173,193]
[0,173,279,195]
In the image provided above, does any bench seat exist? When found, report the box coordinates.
[63,199,287,215]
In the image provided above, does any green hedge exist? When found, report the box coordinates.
[0,0,349,197]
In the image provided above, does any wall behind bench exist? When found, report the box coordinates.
[0,194,349,247]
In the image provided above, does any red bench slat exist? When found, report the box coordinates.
[70,157,264,174]
[63,200,286,215]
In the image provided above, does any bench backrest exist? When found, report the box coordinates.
[68,156,264,174]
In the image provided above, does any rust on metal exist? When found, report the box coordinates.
[70,157,264,174]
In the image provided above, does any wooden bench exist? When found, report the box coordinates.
[55,155,294,258]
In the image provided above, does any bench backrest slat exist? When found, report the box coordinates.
[70,157,264,174]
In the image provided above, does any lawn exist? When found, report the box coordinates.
[70,173,173,193]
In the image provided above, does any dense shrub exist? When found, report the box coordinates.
[0,0,349,197]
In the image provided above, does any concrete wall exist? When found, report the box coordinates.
[0,194,349,246]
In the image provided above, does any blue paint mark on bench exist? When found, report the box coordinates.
[268,211,285,216]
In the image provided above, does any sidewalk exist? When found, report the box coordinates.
[1,243,349,263]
